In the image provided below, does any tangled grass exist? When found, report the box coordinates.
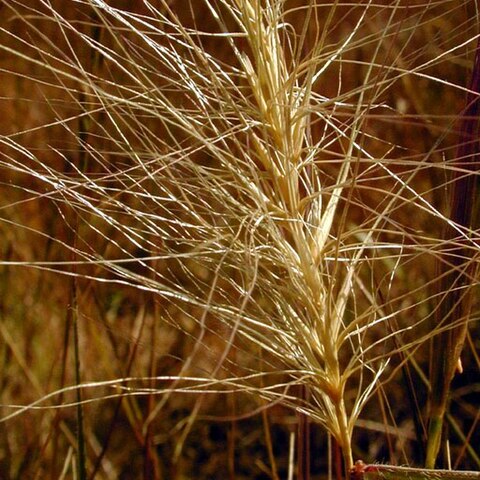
[0,1,479,478]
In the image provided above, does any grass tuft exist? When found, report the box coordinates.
[0,0,479,477]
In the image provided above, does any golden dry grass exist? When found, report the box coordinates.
[0,1,479,478]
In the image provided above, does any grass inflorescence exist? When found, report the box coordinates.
[0,1,479,478]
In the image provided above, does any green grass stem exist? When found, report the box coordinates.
[426,38,480,469]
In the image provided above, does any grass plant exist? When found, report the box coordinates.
[0,0,479,478]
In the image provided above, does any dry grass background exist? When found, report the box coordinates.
[0,1,479,479]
